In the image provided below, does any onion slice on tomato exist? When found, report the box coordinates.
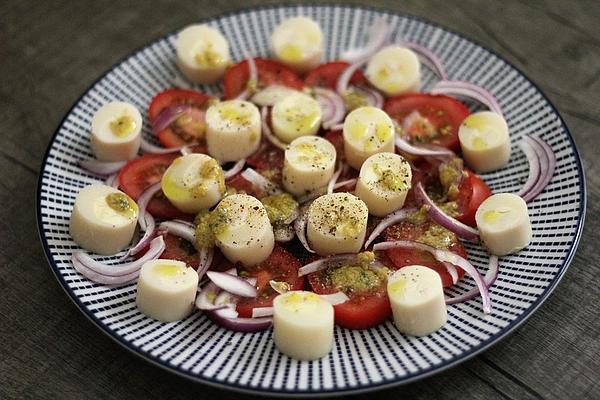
[319,292,349,305]
[78,159,126,176]
[294,202,315,253]
[158,220,196,245]
[269,280,291,294]
[235,53,258,101]
[140,137,195,155]
[241,167,282,196]
[260,106,288,150]
[336,58,370,97]
[399,41,448,80]
[333,178,357,190]
[105,173,120,188]
[341,17,390,63]
[124,213,157,258]
[355,86,384,109]
[313,87,346,129]
[373,240,491,313]
[196,282,228,311]
[196,246,214,279]
[443,262,459,285]
[327,164,344,195]
[298,254,358,277]
[413,182,479,241]
[431,81,503,116]
[152,104,194,134]
[364,207,417,249]
[137,182,162,231]
[206,271,258,298]
[71,236,166,285]
[394,135,454,157]
[223,158,246,180]
[446,255,499,305]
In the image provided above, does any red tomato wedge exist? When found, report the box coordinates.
[246,144,285,185]
[304,61,366,89]
[384,218,468,287]
[118,153,191,219]
[455,170,492,227]
[384,93,470,151]
[223,58,303,99]
[159,233,199,269]
[235,245,305,318]
[308,267,391,330]
[148,88,211,148]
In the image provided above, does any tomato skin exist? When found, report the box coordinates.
[159,233,199,268]
[246,145,285,185]
[308,270,391,330]
[384,93,470,151]
[223,58,303,99]
[235,246,305,318]
[118,153,191,219]
[304,61,366,89]
[384,219,468,287]
[456,171,492,227]
[148,89,211,148]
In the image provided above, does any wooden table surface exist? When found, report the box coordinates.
[1,0,598,398]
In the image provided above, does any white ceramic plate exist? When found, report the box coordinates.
[37,4,586,396]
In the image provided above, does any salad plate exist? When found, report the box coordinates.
[37,4,586,396]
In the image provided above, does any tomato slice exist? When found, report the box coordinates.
[159,233,199,268]
[118,153,191,219]
[455,171,492,227]
[235,246,305,317]
[246,144,285,185]
[223,58,303,99]
[384,218,468,287]
[308,266,391,330]
[304,61,366,89]
[384,93,470,151]
[148,88,211,148]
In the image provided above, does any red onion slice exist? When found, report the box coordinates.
[260,106,288,150]
[152,104,193,134]
[158,220,196,245]
[269,280,291,294]
[105,173,120,188]
[356,86,384,109]
[236,54,258,101]
[298,254,358,277]
[333,178,357,190]
[206,271,258,298]
[443,262,459,285]
[400,41,448,80]
[313,87,346,129]
[251,307,274,318]
[341,17,390,63]
[196,282,226,311]
[223,158,246,179]
[374,240,491,313]
[522,136,555,202]
[327,164,344,195]
[337,58,370,96]
[395,135,454,157]
[137,182,161,231]
[241,167,282,196]
[364,207,417,249]
[435,80,502,115]
[319,292,349,305]
[413,182,479,240]
[446,255,498,305]
[78,160,126,176]
[431,82,503,116]
[210,307,240,319]
[71,236,166,285]
[126,213,156,258]
[294,202,315,253]
[516,139,540,198]
[196,247,214,279]
[208,313,273,332]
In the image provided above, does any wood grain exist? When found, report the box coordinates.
[1,0,597,399]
